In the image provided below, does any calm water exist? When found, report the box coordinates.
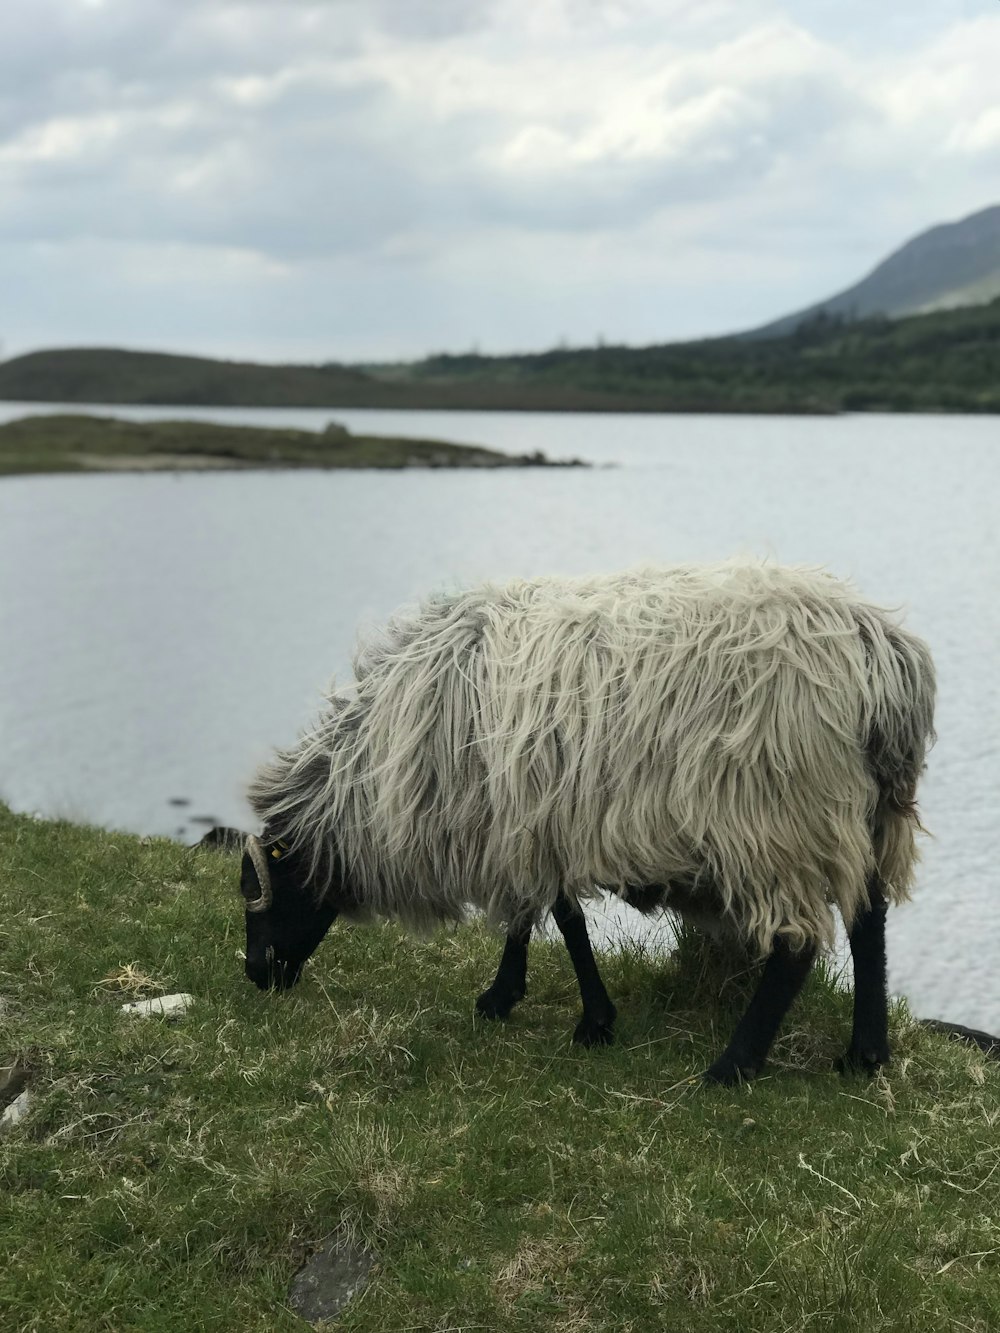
[1,403,998,1028]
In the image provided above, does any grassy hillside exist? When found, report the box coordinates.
[2,806,999,1331]
[0,414,577,477]
[394,298,1000,413]
[0,347,789,414]
[3,297,998,413]
[0,348,382,408]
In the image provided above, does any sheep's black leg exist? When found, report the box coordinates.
[704,936,816,1085]
[551,892,617,1046]
[836,875,891,1076]
[476,918,532,1021]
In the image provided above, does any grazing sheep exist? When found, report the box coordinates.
[239,561,935,1084]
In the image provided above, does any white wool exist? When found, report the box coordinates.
[249,561,935,955]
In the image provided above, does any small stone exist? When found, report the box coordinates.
[121,993,194,1019]
[288,1234,377,1325]
[0,1089,31,1130]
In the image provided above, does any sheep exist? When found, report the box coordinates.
[239,561,935,1084]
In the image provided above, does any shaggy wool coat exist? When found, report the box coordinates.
[249,562,934,955]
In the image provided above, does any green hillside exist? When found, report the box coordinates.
[390,298,1000,413]
[2,297,999,413]
[0,347,748,414]
[0,348,403,408]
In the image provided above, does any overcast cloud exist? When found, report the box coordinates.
[1,0,997,361]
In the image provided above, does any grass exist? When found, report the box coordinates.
[2,804,999,1331]
[0,415,572,478]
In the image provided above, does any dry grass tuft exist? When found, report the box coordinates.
[93,962,169,998]
[494,1236,582,1308]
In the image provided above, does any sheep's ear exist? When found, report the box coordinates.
[241,836,273,912]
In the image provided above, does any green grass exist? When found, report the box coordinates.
[0,415,566,478]
[2,805,999,1331]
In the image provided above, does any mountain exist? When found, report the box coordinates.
[750,203,1000,339]
[1,283,998,415]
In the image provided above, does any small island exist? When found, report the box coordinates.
[0,414,586,477]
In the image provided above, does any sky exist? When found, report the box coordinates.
[1,0,998,363]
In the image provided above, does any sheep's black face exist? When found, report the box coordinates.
[241,840,339,991]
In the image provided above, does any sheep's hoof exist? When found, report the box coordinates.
[835,1044,889,1077]
[572,1013,616,1047]
[703,1054,758,1086]
[475,985,524,1022]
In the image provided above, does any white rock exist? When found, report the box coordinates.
[0,1089,31,1130]
[121,993,194,1019]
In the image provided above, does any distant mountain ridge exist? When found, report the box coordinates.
[2,210,1000,415]
[749,203,1000,339]
[1,299,997,414]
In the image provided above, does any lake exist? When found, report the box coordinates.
[1,402,997,1030]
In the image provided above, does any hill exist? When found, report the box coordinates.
[387,297,1000,413]
[750,203,1000,338]
[0,346,768,414]
[0,347,406,408]
[2,297,999,414]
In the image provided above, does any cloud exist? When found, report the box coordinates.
[0,0,997,357]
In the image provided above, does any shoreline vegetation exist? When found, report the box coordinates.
[0,298,997,414]
[2,805,1000,1331]
[0,414,585,477]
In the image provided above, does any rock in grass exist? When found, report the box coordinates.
[121,993,194,1019]
[1,1090,31,1130]
[288,1234,377,1325]
[920,1019,1000,1059]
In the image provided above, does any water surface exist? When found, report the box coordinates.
[0,404,997,1028]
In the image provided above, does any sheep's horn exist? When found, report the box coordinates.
[243,835,273,913]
